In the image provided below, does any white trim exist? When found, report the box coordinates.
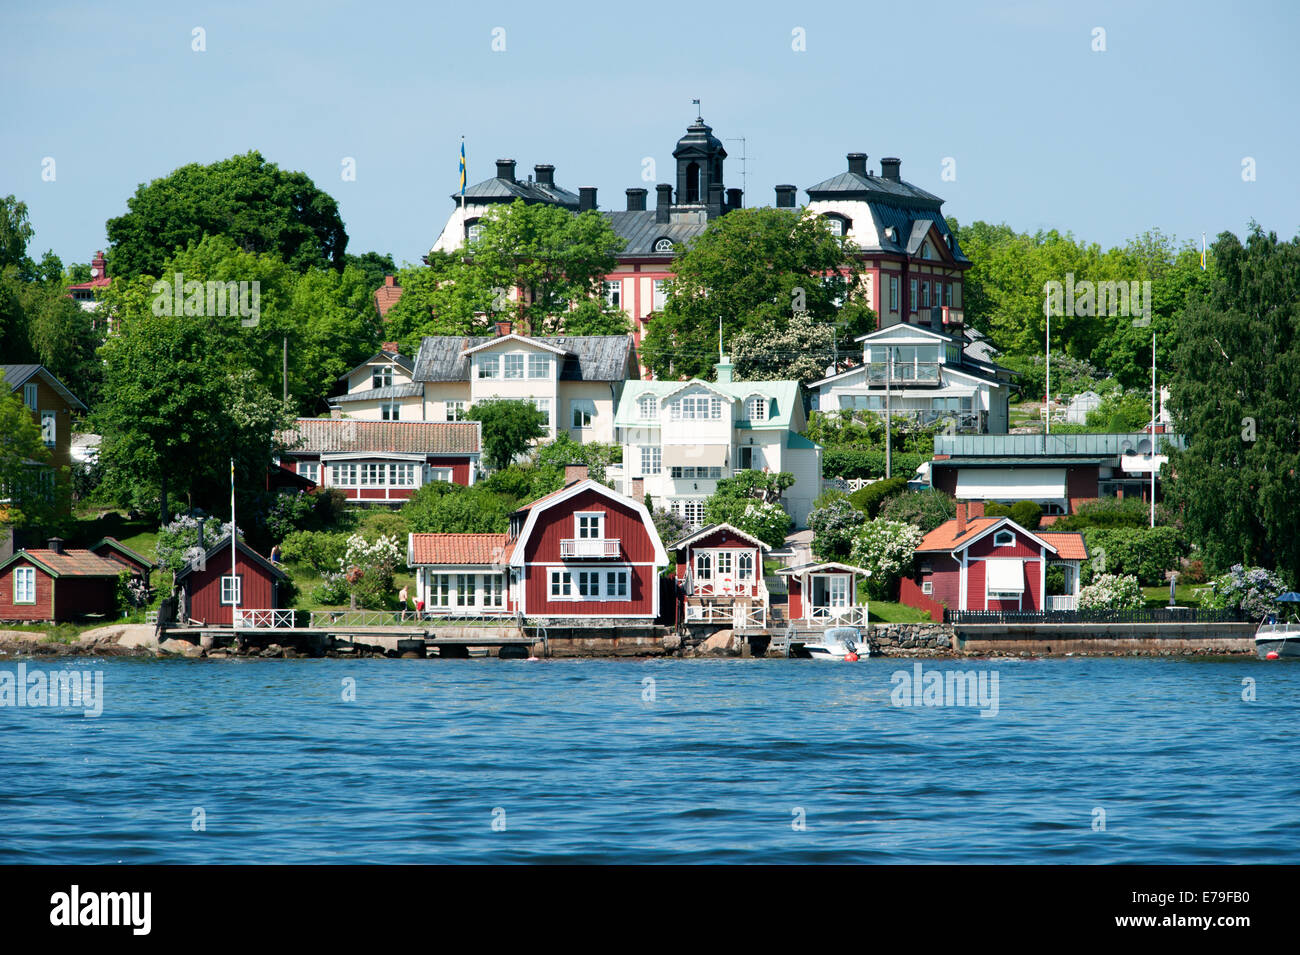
[668,522,771,552]
[947,518,1059,558]
[461,333,568,357]
[508,479,668,569]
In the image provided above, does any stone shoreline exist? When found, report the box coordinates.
[0,624,1253,660]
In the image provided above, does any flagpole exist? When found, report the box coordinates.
[230,457,238,619]
[1150,333,1156,529]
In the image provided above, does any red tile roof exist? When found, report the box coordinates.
[916,517,1001,553]
[18,549,124,577]
[281,418,480,455]
[1038,532,1088,560]
[374,277,403,317]
[410,533,510,565]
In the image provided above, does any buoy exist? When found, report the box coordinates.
[845,652,859,662]
[1266,651,1280,660]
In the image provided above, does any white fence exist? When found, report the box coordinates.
[806,605,869,626]
[1047,595,1078,611]
[233,609,297,629]
[683,603,768,630]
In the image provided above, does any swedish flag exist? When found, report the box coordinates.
[459,139,467,197]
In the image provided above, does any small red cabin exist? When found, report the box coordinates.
[174,537,290,626]
[89,536,156,585]
[670,523,770,628]
[0,540,123,622]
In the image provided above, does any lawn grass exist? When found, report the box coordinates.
[869,601,933,624]
[1142,584,1207,608]
[67,509,159,556]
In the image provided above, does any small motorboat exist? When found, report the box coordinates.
[798,626,869,661]
[1256,592,1300,659]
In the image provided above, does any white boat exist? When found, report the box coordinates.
[797,626,869,661]
[1257,593,1300,659]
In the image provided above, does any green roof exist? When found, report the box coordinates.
[614,378,805,430]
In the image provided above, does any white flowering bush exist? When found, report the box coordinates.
[338,534,404,609]
[849,518,923,600]
[154,514,240,574]
[1077,573,1143,610]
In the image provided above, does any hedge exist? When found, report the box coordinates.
[1080,526,1185,586]
[823,448,926,481]
[848,477,909,518]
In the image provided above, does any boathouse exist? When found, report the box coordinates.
[0,539,123,622]
[670,523,771,629]
[173,536,290,626]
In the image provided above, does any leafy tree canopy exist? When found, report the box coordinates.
[468,399,548,471]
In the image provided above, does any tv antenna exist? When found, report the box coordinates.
[726,137,751,204]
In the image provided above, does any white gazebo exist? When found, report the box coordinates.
[777,561,871,627]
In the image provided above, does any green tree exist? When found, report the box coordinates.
[534,433,621,485]
[402,483,512,534]
[0,386,65,534]
[878,489,956,533]
[343,251,397,295]
[642,208,874,381]
[105,151,347,280]
[704,471,795,547]
[1165,225,1300,583]
[468,399,547,470]
[809,496,860,560]
[0,196,35,272]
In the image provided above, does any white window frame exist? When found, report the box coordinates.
[575,512,605,540]
[652,279,667,310]
[360,463,387,486]
[603,280,622,308]
[922,580,934,595]
[527,354,551,379]
[446,400,467,421]
[40,410,56,447]
[738,552,755,580]
[571,400,595,430]
[380,402,400,421]
[530,397,552,430]
[298,461,319,485]
[745,396,767,421]
[389,464,416,487]
[638,395,658,421]
[640,446,661,476]
[330,463,358,486]
[549,569,573,598]
[372,365,393,389]
[220,575,243,606]
[993,530,1016,548]
[503,354,525,379]
[477,356,500,379]
[13,566,36,604]
[430,574,452,608]
[653,238,674,254]
[23,382,37,410]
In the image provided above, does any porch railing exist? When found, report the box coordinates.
[945,607,1250,625]
[1046,595,1078,611]
[682,602,768,630]
[233,608,298,629]
[807,605,869,626]
[560,538,621,558]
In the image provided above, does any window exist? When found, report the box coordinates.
[670,395,722,420]
[695,553,711,579]
[922,282,930,308]
[653,238,674,253]
[550,569,573,598]
[716,551,733,577]
[13,566,35,604]
[922,580,934,595]
[669,466,722,479]
[738,553,754,580]
[503,354,524,379]
[606,569,629,599]
[220,575,242,606]
[430,574,452,608]
[528,354,551,379]
[477,356,499,379]
[298,461,319,485]
[652,279,667,311]
[465,219,483,243]
[456,574,472,607]
[889,275,899,311]
[329,463,358,486]
[426,467,453,483]
[640,446,661,475]
[372,366,393,389]
[527,397,548,431]
[638,395,658,421]
[910,279,918,312]
[993,530,1016,548]
[446,400,467,421]
[389,464,417,486]
[603,280,622,308]
[921,241,932,260]
[484,575,505,608]
[571,400,595,429]
[946,283,954,307]
[41,411,56,447]
[745,396,767,421]
[674,500,707,527]
[825,216,844,236]
[381,402,400,421]
[575,570,600,598]
[576,513,604,539]
[738,446,763,470]
[23,383,37,409]
[360,463,387,486]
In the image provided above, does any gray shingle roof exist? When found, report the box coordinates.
[279,419,482,455]
[602,211,709,257]
[413,335,634,383]
[1,364,88,410]
[328,383,424,404]
[804,170,944,206]
[456,177,580,207]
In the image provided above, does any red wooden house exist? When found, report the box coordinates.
[900,504,1087,616]
[89,537,156,584]
[408,468,668,624]
[670,523,770,628]
[0,539,122,622]
[277,418,482,505]
[173,536,290,626]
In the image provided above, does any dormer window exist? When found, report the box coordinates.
[465,218,484,243]
[372,365,393,389]
[653,237,674,253]
[745,395,768,421]
[822,213,850,237]
[638,395,659,421]
[993,530,1016,548]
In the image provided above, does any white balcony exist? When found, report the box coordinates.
[560,538,621,558]
[1047,595,1078,611]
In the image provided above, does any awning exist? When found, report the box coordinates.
[956,467,1066,500]
[985,558,1025,593]
[663,444,729,468]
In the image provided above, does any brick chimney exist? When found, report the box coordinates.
[956,502,967,537]
[968,501,985,519]
[534,163,555,186]
[383,275,396,288]
[631,477,644,500]
[494,320,512,337]
[564,463,589,484]
[381,341,399,354]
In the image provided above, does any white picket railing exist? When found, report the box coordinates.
[233,609,297,629]
[560,538,621,558]
[806,605,869,626]
[1047,595,1078,611]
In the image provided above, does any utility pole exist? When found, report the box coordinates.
[282,336,288,402]
[885,349,893,479]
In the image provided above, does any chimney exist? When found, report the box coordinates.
[956,502,967,537]
[91,251,107,276]
[625,187,647,211]
[534,163,555,186]
[847,152,868,176]
[707,181,723,217]
[330,407,342,419]
[494,320,512,337]
[655,183,673,223]
[774,184,797,208]
[726,187,743,212]
[968,501,985,518]
[47,537,64,554]
[381,341,399,354]
[495,158,516,181]
[715,356,734,383]
[631,477,645,501]
[564,463,589,485]
[383,275,396,288]
[578,186,597,211]
[880,157,901,182]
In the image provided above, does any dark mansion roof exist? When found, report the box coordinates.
[603,211,709,257]
[413,335,634,383]
[454,177,580,208]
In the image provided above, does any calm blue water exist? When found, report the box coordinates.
[1,656,1296,863]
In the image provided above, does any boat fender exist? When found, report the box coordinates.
[1266,651,1280,660]
[845,652,859,662]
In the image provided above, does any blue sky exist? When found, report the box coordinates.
[3,0,1297,270]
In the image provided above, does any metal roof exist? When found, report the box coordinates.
[804,169,944,206]
[934,432,1186,458]
[455,176,580,207]
[328,383,424,404]
[602,211,709,257]
[0,364,88,411]
[412,335,634,383]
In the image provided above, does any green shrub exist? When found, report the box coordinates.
[280,530,349,574]
[823,448,927,480]
[809,497,861,561]
[1081,526,1185,586]
[1008,500,1042,530]
[848,477,908,517]
[878,489,956,533]
[1053,496,1149,531]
